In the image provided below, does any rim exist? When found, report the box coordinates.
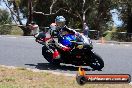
[91,58,101,67]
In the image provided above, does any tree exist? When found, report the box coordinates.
[61,0,113,34]
[111,0,132,41]
[2,0,63,35]
[1,0,120,36]
[112,0,132,32]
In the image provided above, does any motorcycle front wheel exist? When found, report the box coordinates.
[89,53,104,70]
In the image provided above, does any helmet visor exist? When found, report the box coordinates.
[56,22,65,28]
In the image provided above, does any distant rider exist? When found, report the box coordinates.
[28,21,40,36]
[83,22,89,37]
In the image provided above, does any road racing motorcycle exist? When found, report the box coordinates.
[38,28,104,70]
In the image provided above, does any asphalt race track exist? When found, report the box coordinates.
[0,35,132,77]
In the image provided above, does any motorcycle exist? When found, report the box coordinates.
[38,28,104,70]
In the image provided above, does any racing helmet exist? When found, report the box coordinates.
[55,16,66,28]
[55,16,66,22]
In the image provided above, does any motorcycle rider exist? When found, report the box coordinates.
[52,16,93,51]
[48,16,81,60]
[50,16,81,50]
[35,16,83,59]
[35,16,80,45]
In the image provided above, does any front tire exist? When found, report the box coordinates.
[89,53,104,70]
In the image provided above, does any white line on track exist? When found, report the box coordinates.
[96,43,102,45]
[124,45,130,47]
[25,38,35,40]
[0,36,35,40]
[109,43,114,46]
[7,37,17,39]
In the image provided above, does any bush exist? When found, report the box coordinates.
[0,9,12,35]
[0,25,23,35]
[10,26,23,35]
[0,25,12,35]
[103,31,128,42]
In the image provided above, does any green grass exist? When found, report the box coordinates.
[0,66,131,88]
[0,84,19,88]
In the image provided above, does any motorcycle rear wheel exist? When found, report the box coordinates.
[42,46,60,66]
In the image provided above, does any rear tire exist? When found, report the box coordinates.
[42,46,60,66]
[89,53,104,70]
[42,46,53,63]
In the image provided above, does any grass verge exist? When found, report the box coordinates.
[0,66,131,88]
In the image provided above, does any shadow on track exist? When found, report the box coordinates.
[25,63,93,71]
